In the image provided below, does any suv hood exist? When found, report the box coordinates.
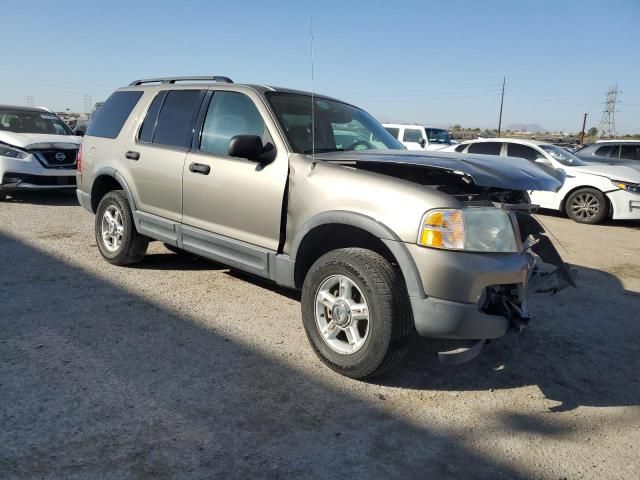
[0,131,81,149]
[568,163,640,183]
[318,150,564,192]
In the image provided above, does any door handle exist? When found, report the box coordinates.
[125,151,140,161]
[189,162,211,175]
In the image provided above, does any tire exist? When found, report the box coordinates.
[301,248,413,379]
[95,190,149,265]
[565,188,608,224]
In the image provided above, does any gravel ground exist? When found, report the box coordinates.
[1,191,639,479]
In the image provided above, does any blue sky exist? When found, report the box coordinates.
[3,0,639,133]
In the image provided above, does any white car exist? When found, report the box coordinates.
[446,138,640,224]
[383,123,455,151]
[0,105,81,199]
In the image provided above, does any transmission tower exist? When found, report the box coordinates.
[26,95,34,107]
[597,85,621,139]
[84,94,93,115]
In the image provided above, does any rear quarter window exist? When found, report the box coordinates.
[86,91,143,139]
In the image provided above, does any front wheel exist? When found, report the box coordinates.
[301,248,413,379]
[566,188,608,224]
[95,190,149,265]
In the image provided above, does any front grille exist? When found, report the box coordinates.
[2,172,76,187]
[33,148,78,169]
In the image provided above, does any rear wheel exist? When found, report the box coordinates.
[301,248,412,379]
[95,190,149,265]
[566,188,608,224]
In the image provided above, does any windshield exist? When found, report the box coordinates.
[0,109,73,136]
[540,144,587,166]
[266,93,404,154]
[425,128,451,144]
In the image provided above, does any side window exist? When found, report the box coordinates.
[86,91,143,139]
[152,90,203,148]
[200,91,269,156]
[594,145,613,157]
[507,143,541,161]
[384,127,399,139]
[454,144,467,152]
[620,145,640,161]
[607,145,620,159]
[138,92,165,143]
[467,142,502,155]
[403,128,423,143]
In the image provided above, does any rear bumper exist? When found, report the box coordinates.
[607,189,640,220]
[76,189,92,213]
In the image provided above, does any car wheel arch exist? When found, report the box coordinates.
[90,171,137,213]
[290,211,425,298]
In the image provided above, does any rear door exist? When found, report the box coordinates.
[122,88,205,223]
[181,89,288,253]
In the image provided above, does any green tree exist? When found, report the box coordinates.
[587,127,598,137]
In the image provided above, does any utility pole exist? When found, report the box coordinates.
[497,77,506,137]
[579,113,588,145]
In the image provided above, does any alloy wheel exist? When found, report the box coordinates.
[314,274,370,355]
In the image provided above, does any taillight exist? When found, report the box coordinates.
[77,144,83,173]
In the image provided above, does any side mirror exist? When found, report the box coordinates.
[74,128,85,137]
[228,135,266,162]
[418,138,427,148]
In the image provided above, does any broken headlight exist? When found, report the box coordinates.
[611,179,640,195]
[418,208,518,253]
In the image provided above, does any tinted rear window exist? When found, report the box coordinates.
[138,92,165,143]
[454,144,467,152]
[594,145,613,157]
[507,143,540,161]
[468,142,502,155]
[86,91,143,139]
[152,90,203,148]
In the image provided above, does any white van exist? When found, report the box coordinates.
[382,123,455,151]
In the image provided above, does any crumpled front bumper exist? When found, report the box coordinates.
[407,207,574,363]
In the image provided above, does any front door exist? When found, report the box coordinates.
[181,90,288,251]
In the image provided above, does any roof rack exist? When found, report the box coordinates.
[128,76,233,86]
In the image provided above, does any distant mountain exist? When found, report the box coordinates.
[506,123,546,133]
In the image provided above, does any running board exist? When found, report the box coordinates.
[438,339,486,365]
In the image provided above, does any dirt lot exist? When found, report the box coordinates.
[1,191,639,479]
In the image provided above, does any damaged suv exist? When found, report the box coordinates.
[76,76,572,378]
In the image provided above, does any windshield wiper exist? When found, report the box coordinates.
[303,148,344,154]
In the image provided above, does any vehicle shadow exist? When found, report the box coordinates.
[377,264,640,413]
[0,231,526,479]
[2,190,78,207]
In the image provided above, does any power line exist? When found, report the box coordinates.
[26,95,34,107]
